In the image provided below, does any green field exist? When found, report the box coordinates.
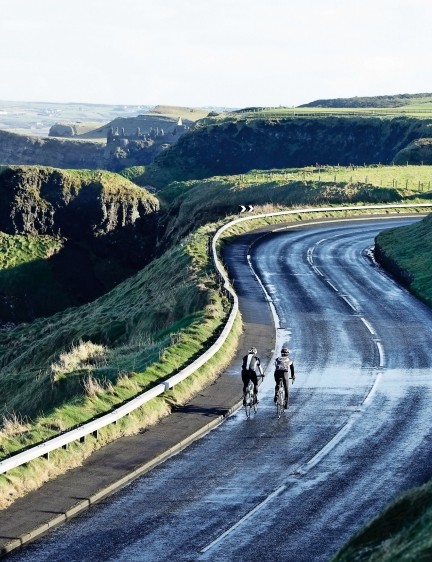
[233,165,432,190]
[153,165,432,245]
[198,106,432,128]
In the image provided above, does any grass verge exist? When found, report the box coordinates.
[332,480,432,561]
[0,312,242,510]
[375,212,432,307]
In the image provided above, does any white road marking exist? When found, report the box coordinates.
[326,280,339,292]
[363,372,383,406]
[299,420,355,473]
[376,340,385,368]
[340,295,358,312]
[298,365,384,474]
[200,485,287,554]
[360,317,376,335]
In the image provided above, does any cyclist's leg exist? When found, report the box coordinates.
[274,371,282,401]
[241,370,249,404]
[283,372,289,407]
[251,371,259,402]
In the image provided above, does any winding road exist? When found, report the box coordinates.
[8,216,432,562]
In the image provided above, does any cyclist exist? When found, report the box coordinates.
[274,347,295,409]
[241,347,264,405]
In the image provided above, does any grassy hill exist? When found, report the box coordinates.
[0,215,233,507]
[144,115,432,183]
[332,479,432,561]
[154,165,432,246]
[299,92,432,108]
[375,212,432,308]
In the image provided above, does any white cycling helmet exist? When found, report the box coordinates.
[249,347,257,354]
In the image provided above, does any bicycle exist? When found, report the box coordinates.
[244,379,257,419]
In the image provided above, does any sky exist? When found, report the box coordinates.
[1,0,431,109]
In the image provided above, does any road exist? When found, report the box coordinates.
[7,216,432,562]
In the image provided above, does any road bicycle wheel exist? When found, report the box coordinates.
[244,383,254,419]
[253,397,258,414]
[276,382,285,419]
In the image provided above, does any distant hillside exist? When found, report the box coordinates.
[48,121,104,138]
[0,99,149,138]
[151,115,432,183]
[0,105,216,172]
[300,93,432,108]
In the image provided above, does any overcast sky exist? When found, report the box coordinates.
[1,0,430,108]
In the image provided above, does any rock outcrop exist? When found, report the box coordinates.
[49,123,78,137]
[0,129,107,169]
[0,166,159,239]
[393,138,432,165]
[0,166,161,319]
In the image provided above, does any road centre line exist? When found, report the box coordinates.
[363,371,383,406]
[340,295,358,312]
[375,340,385,368]
[200,485,287,554]
[326,279,339,292]
[360,317,376,335]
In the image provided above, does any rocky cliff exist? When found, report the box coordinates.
[0,129,107,169]
[0,167,160,320]
[0,128,175,172]
[0,167,158,236]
